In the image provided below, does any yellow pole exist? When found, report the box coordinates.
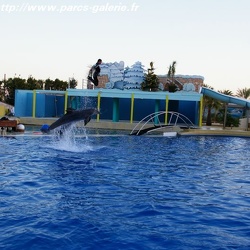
[32,90,36,118]
[64,90,68,114]
[199,96,203,127]
[130,93,134,123]
[97,91,101,122]
[165,95,169,124]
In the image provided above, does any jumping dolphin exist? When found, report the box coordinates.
[44,108,100,132]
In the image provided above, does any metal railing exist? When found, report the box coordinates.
[130,111,197,135]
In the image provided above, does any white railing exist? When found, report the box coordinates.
[130,111,197,135]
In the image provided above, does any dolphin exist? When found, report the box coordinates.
[47,108,100,131]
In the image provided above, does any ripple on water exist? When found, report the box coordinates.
[0,135,250,249]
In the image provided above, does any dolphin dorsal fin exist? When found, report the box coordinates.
[66,108,75,114]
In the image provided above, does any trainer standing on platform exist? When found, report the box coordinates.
[88,59,102,86]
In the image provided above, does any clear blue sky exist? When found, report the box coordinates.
[1,0,249,93]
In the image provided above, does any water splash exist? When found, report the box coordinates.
[48,124,95,152]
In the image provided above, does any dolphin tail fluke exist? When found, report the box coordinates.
[84,116,91,126]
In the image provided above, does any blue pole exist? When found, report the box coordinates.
[113,98,119,122]
[154,99,160,124]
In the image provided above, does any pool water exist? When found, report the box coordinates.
[1,131,250,249]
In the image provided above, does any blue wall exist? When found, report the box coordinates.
[99,97,113,120]
[15,90,65,117]
[69,96,98,110]
[179,101,197,124]
[36,93,45,117]
[15,90,33,116]
[15,89,199,125]
[43,95,64,117]
[119,99,131,121]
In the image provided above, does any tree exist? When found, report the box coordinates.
[219,89,233,96]
[3,76,73,105]
[235,87,250,118]
[44,78,54,90]
[141,62,159,91]
[26,76,43,90]
[5,77,26,105]
[44,78,67,91]
[167,61,178,92]
[0,79,4,101]
[69,78,78,89]
[54,78,68,91]
[202,84,221,125]
[37,79,45,89]
[217,89,234,127]
[167,61,176,82]
[235,87,250,99]
[216,112,240,127]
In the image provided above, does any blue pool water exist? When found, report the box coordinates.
[1,131,250,249]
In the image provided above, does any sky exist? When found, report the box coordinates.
[0,0,249,93]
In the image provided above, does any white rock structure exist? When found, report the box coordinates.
[123,61,145,89]
[91,61,204,92]
[98,61,145,90]
[183,83,196,92]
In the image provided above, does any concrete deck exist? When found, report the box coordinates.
[19,117,250,137]
[179,128,250,137]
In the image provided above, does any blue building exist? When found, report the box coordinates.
[15,88,204,126]
[14,61,210,127]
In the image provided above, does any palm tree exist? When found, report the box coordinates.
[167,61,177,92]
[218,89,234,128]
[167,61,176,83]
[219,89,233,96]
[235,87,250,120]
[202,84,221,125]
[235,87,250,99]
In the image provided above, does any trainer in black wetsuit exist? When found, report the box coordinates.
[88,59,102,86]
